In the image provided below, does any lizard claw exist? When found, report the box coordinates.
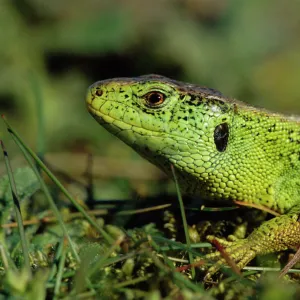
[204,235,256,280]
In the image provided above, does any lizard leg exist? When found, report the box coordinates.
[204,212,300,279]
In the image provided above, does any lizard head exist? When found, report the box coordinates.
[86,74,239,197]
[86,74,300,212]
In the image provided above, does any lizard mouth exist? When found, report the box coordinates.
[87,105,112,128]
[87,104,133,131]
[87,101,205,152]
[85,86,114,126]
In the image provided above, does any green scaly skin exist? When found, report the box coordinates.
[86,74,300,277]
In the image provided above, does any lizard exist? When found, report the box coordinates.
[85,74,300,277]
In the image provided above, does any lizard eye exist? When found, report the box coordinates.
[214,123,229,152]
[144,91,166,107]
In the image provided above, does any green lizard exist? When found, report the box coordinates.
[85,74,300,277]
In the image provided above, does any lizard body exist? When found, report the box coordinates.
[86,74,300,275]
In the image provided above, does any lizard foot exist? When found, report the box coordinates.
[204,213,300,280]
[204,235,257,281]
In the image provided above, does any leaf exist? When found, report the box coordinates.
[0,167,40,224]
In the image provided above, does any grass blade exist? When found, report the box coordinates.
[171,165,195,279]
[0,140,31,271]
[2,116,112,244]
[9,133,80,262]
[54,238,67,298]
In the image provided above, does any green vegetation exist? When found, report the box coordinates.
[1,0,300,299]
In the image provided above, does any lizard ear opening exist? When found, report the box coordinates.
[214,123,229,152]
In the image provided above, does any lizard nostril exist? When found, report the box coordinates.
[95,89,103,97]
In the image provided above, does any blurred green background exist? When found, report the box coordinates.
[1,0,300,199]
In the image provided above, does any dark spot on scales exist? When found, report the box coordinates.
[266,138,278,143]
[191,95,200,102]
